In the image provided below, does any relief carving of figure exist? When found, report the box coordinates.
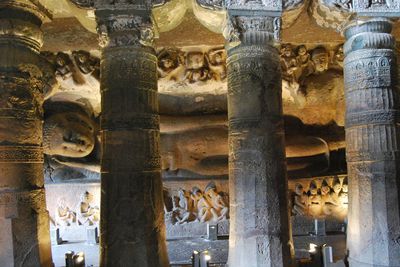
[43,111,96,158]
[166,183,229,225]
[311,47,329,73]
[207,47,227,81]
[185,51,209,83]
[77,191,100,226]
[191,186,212,223]
[55,198,77,227]
[333,45,344,68]
[280,44,299,84]
[172,189,196,224]
[157,48,185,81]
[47,52,85,85]
[292,183,308,216]
[205,182,228,222]
[308,180,322,216]
[72,50,100,81]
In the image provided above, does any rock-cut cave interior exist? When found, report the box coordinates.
[1,0,400,266]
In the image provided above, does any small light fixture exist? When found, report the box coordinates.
[309,243,318,253]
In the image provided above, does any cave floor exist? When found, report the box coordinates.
[51,234,346,267]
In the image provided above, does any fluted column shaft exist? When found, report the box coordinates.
[96,10,169,267]
[0,1,52,266]
[344,18,400,267]
[226,16,292,267]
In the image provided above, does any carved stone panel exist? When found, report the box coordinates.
[353,0,400,16]
[225,0,282,14]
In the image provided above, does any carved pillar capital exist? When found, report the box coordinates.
[343,17,394,54]
[224,15,280,48]
[95,10,155,48]
[0,0,49,52]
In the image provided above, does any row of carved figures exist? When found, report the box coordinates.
[164,182,229,225]
[292,177,348,218]
[51,191,100,227]
[42,44,345,89]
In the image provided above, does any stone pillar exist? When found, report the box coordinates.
[0,1,53,266]
[344,18,400,266]
[225,15,292,267]
[95,9,169,267]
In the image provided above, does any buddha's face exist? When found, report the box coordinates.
[312,50,329,72]
[44,112,95,158]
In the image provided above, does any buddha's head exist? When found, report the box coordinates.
[311,47,329,73]
[44,112,95,158]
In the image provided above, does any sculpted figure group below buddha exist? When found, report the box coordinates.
[168,182,229,225]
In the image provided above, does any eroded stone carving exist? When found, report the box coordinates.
[290,176,348,219]
[280,44,344,94]
[157,47,227,83]
[96,13,155,48]
[224,15,280,47]
[52,191,100,227]
[77,191,100,226]
[166,182,229,225]
[43,51,100,85]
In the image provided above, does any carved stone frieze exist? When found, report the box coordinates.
[225,0,282,14]
[196,0,224,10]
[309,0,352,30]
[290,176,348,220]
[280,44,344,94]
[157,46,227,83]
[352,0,400,16]
[69,0,154,10]
[43,51,100,85]
[164,182,229,225]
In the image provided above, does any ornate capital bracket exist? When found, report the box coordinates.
[311,0,400,31]
[352,0,400,17]
[69,0,167,10]
[224,15,280,48]
[67,0,159,48]
[95,10,156,48]
[343,18,394,55]
[223,0,282,47]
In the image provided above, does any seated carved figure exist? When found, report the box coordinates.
[44,111,96,158]
[308,180,322,217]
[55,198,76,227]
[172,189,196,224]
[77,191,100,226]
[205,182,228,222]
[191,187,212,223]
